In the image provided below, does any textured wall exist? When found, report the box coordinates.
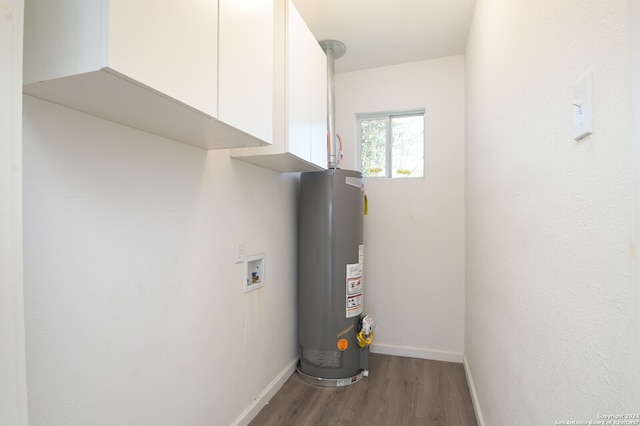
[22,96,298,425]
[465,0,636,423]
[335,56,466,361]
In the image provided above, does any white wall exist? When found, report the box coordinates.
[0,0,28,424]
[22,96,299,425]
[335,56,466,361]
[465,0,637,423]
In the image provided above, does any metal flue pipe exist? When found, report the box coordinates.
[319,40,346,169]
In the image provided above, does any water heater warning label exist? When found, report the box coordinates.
[346,262,363,318]
[347,277,362,294]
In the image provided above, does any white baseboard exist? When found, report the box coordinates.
[370,343,463,363]
[231,358,298,426]
[463,354,486,426]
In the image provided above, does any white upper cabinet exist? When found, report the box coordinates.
[107,0,218,117]
[231,0,327,172]
[23,0,273,150]
[219,0,273,145]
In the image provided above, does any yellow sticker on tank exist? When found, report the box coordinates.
[337,338,349,351]
[364,195,368,216]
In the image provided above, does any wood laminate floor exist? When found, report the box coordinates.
[249,353,478,426]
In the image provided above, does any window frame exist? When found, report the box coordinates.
[356,109,425,179]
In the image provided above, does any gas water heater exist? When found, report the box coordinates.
[297,40,372,386]
[297,169,371,386]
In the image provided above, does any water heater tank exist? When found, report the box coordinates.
[297,169,368,386]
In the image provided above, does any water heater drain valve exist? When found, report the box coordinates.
[357,315,375,348]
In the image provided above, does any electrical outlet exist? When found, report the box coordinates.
[235,241,244,263]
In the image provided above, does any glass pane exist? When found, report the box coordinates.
[391,115,424,178]
[360,118,386,177]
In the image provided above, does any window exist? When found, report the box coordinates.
[357,110,425,178]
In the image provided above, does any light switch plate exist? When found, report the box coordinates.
[235,240,244,263]
[573,71,593,140]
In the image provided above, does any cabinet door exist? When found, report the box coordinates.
[309,42,328,168]
[108,0,218,117]
[218,0,273,144]
[287,1,314,162]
